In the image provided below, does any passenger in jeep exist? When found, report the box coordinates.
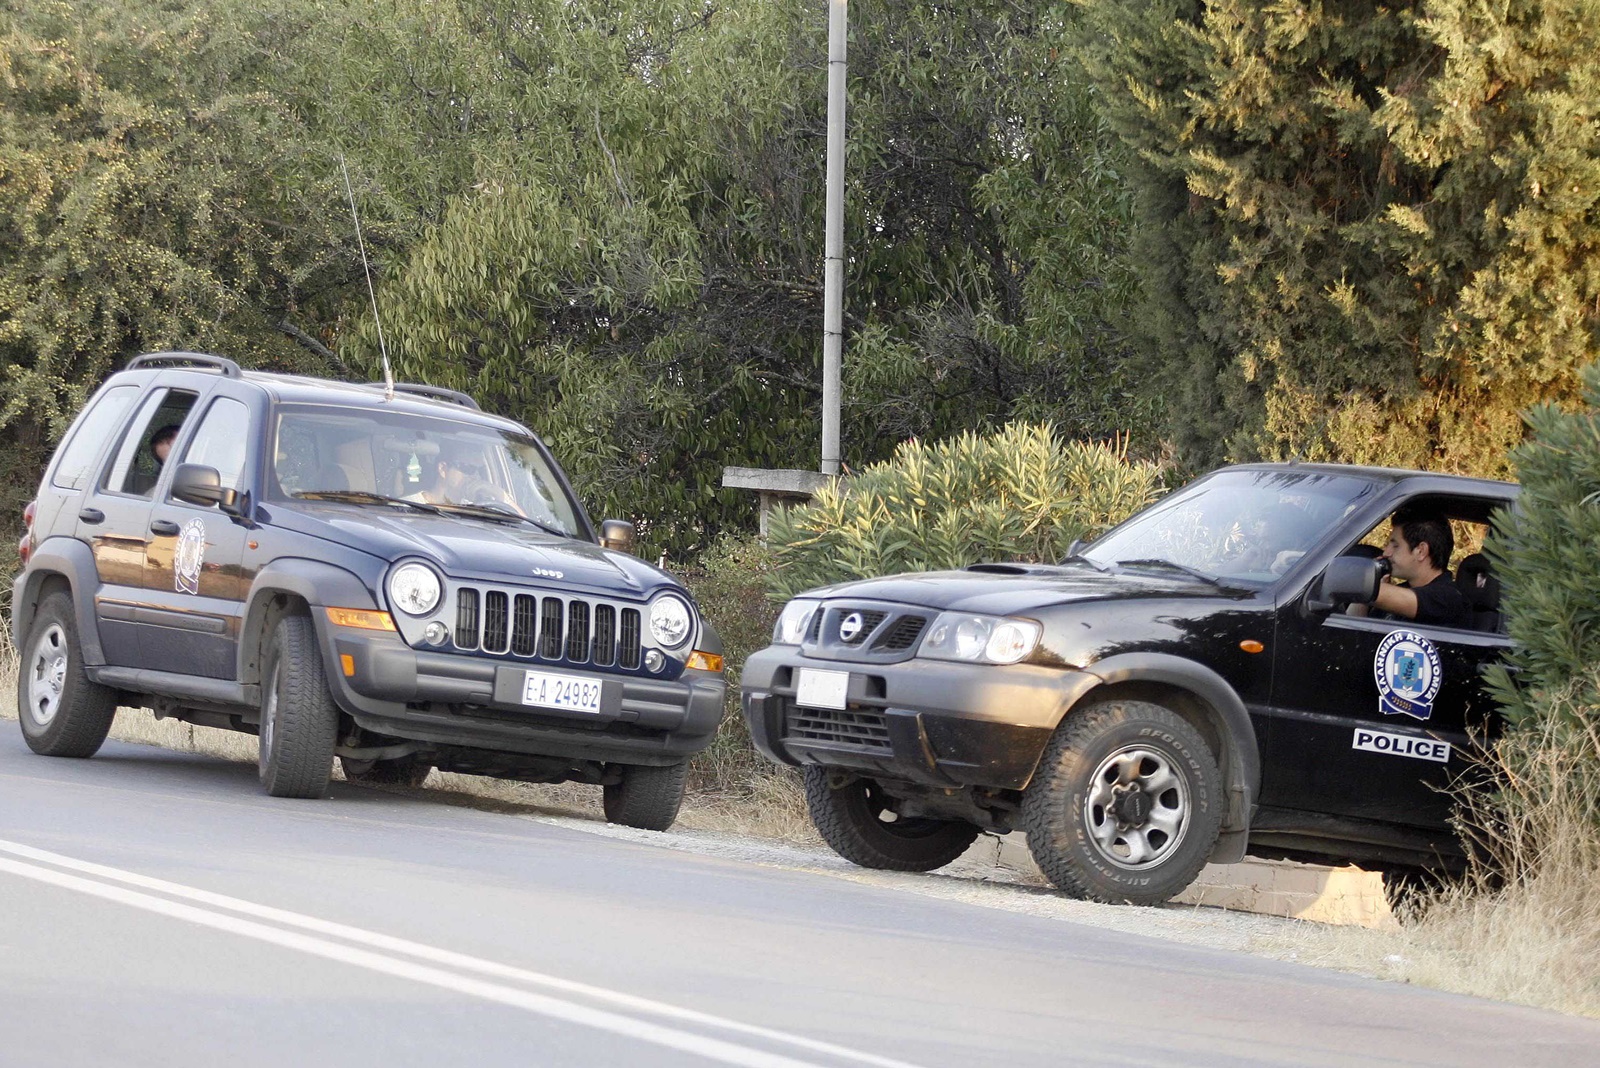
[1368,509,1470,627]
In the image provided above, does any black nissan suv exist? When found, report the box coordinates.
[742,464,1516,904]
[13,352,725,829]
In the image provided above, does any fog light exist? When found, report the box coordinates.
[424,621,449,645]
[644,649,665,672]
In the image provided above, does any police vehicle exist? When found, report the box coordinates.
[14,353,725,830]
[742,464,1513,904]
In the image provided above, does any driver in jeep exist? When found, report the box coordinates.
[407,442,516,509]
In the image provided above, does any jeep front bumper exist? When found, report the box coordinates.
[741,645,1098,791]
[321,627,725,768]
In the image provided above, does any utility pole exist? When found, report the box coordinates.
[820,0,846,476]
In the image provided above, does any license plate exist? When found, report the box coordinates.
[521,670,603,714]
[795,668,850,710]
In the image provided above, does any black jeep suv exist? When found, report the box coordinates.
[13,353,725,829]
[742,464,1515,904]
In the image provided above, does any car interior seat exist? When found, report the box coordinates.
[1454,553,1502,632]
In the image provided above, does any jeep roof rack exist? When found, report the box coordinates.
[373,382,482,411]
[126,352,243,378]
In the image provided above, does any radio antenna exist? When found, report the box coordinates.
[339,154,394,400]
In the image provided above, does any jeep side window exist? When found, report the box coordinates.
[178,397,252,491]
[49,385,140,491]
[100,388,199,498]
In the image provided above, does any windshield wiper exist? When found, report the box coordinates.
[1061,554,1113,574]
[432,502,568,537]
[293,490,443,514]
[1113,558,1224,587]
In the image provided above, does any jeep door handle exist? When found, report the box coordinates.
[150,520,181,537]
[78,508,105,524]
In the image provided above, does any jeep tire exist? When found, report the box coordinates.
[804,766,981,871]
[258,615,338,799]
[17,591,118,758]
[341,753,432,788]
[1023,699,1222,906]
[603,761,689,831]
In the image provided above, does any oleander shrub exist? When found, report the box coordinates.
[766,422,1163,600]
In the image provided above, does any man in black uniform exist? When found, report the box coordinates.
[1366,509,1470,627]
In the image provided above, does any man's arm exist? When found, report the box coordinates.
[1372,581,1419,620]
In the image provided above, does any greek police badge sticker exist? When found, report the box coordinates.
[1374,630,1443,722]
[174,518,207,594]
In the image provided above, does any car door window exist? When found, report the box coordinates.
[178,396,252,491]
[100,389,199,498]
[50,385,140,491]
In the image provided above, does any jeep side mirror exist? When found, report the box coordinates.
[172,463,239,512]
[599,518,635,554]
[1309,556,1386,613]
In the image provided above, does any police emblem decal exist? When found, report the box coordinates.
[1374,630,1443,722]
[838,612,865,642]
[174,518,207,595]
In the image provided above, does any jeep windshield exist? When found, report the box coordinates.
[1079,469,1384,586]
[268,405,584,538]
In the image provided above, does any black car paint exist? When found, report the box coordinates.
[743,464,1518,870]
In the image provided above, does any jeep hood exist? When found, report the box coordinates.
[268,503,674,598]
[796,562,1254,616]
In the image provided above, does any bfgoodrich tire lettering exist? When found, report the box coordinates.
[258,615,338,799]
[16,591,117,758]
[603,761,689,831]
[803,766,981,872]
[1023,699,1222,906]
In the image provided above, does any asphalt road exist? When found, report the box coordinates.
[2,728,1596,1068]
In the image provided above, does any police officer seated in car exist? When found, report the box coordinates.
[406,442,517,510]
[1350,509,1470,628]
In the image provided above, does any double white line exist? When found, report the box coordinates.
[0,839,926,1068]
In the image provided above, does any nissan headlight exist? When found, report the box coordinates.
[388,562,442,616]
[773,599,820,645]
[649,594,693,648]
[918,612,1041,665]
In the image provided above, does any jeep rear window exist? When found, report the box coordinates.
[50,385,139,491]
[269,405,583,536]
[1083,469,1385,586]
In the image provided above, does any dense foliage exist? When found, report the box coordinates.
[766,423,1162,600]
[1074,0,1600,475]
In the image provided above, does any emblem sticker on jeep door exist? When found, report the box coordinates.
[1374,630,1442,721]
[174,518,207,594]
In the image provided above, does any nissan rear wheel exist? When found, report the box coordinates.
[1023,699,1222,906]
[803,766,981,872]
[17,591,117,758]
[258,615,338,799]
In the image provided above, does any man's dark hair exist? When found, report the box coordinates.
[1392,509,1454,571]
[149,424,180,450]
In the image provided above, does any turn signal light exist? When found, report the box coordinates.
[1239,639,1265,654]
[686,650,725,673]
[325,607,397,632]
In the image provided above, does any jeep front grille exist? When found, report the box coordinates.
[454,587,642,669]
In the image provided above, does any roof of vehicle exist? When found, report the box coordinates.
[1217,462,1517,494]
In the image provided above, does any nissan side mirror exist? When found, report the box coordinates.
[1308,556,1387,614]
[599,518,635,554]
[171,463,239,512]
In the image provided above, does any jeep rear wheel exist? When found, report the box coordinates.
[1023,699,1222,906]
[341,753,432,788]
[17,592,117,758]
[803,766,981,872]
[603,761,689,831]
[258,615,338,799]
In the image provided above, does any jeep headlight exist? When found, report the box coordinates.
[772,599,820,645]
[918,612,1040,665]
[648,593,693,649]
[388,562,442,616]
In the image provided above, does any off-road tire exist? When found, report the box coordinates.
[341,753,432,788]
[803,765,981,872]
[603,761,689,831]
[1023,699,1222,906]
[17,591,118,758]
[258,615,338,799]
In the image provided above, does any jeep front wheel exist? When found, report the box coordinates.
[17,591,117,758]
[1023,699,1222,906]
[258,615,338,799]
[803,766,981,872]
[603,761,689,831]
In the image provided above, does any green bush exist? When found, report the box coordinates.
[766,422,1163,600]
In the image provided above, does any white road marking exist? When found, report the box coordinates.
[0,839,926,1068]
